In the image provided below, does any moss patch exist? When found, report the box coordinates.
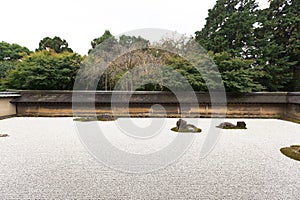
[171,127,202,133]
[74,116,117,122]
[280,145,300,161]
[290,145,300,148]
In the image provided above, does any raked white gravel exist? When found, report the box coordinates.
[0,117,299,199]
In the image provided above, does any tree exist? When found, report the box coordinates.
[0,61,16,90]
[0,41,31,61]
[0,41,31,90]
[37,36,73,53]
[194,0,300,92]
[82,34,151,90]
[0,61,15,79]
[212,52,264,92]
[3,50,83,90]
[195,0,259,58]
[90,30,114,51]
[254,0,300,91]
[194,0,265,92]
[82,34,221,92]
[94,36,206,91]
[118,35,149,49]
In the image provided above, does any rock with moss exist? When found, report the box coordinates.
[171,119,201,133]
[74,114,117,122]
[216,121,247,129]
[280,145,300,161]
[98,114,117,121]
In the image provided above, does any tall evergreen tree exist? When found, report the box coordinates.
[195,0,258,57]
[37,36,73,53]
[195,0,263,92]
[255,0,300,91]
[91,30,113,49]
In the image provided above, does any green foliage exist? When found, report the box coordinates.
[118,35,149,49]
[90,30,114,50]
[195,0,264,92]
[37,36,73,53]
[213,52,264,92]
[164,55,207,91]
[0,61,16,90]
[195,0,258,57]
[0,61,16,79]
[3,50,83,90]
[255,0,300,91]
[95,47,209,91]
[85,35,225,92]
[0,41,31,90]
[1,0,298,93]
[195,0,300,92]
[0,41,31,61]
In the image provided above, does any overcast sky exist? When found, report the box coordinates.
[1,0,269,55]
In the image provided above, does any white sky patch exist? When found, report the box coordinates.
[0,0,269,55]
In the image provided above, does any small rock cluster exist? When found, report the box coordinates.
[99,113,116,121]
[74,114,117,122]
[0,134,9,137]
[172,119,248,133]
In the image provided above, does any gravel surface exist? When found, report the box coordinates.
[0,117,299,199]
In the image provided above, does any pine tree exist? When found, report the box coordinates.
[255,0,300,91]
[195,0,263,92]
[195,0,258,57]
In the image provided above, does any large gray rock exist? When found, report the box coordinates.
[176,119,187,129]
[216,122,236,129]
[217,121,247,129]
[175,119,201,132]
